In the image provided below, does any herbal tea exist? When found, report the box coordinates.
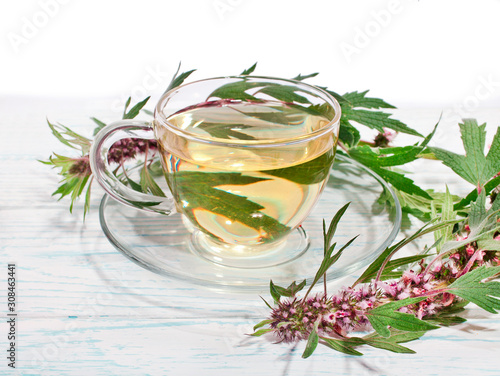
[157,102,337,248]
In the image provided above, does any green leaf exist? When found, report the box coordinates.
[367,297,439,338]
[350,145,423,167]
[253,319,273,331]
[240,62,257,75]
[469,191,487,230]
[324,202,351,252]
[193,122,256,141]
[270,279,307,298]
[433,186,456,253]
[83,177,93,220]
[164,63,196,93]
[123,97,151,120]
[124,175,143,192]
[258,85,311,104]
[305,235,358,298]
[259,296,273,309]
[339,119,361,146]
[292,72,319,81]
[362,329,425,353]
[317,86,349,104]
[91,117,107,136]
[445,266,500,314]
[170,171,289,240]
[209,80,262,101]
[420,117,440,148]
[302,321,319,358]
[122,97,131,118]
[342,91,396,109]
[140,165,166,197]
[47,120,92,154]
[265,148,335,185]
[429,119,500,189]
[320,337,364,356]
[348,146,432,199]
[425,314,467,327]
[250,328,273,337]
[270,280,282,304]
[341,107,422,137]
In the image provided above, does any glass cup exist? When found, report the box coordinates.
[90,76,341,268]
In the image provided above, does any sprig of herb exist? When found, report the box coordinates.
[43,62,431,220]
[252,123,500,357]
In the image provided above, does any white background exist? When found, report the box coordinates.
[1,0,500,112]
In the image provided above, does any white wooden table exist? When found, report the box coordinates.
[1,97,500,375]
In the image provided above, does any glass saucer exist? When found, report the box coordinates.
[99,155,401,291]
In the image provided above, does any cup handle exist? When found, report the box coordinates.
[89,120,176,215]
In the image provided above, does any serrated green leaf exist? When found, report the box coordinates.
[258,85,311,104]
[446,266,500,314]
[367,297,439,338]
[371,166,432,200]
[339,119,361,146]
[209,80,262,101]
[342,107,422,137]
[194,122,256,141]
[349,145,422,168]
[169,170,290,240]
[347,145,431,199]
[342,90,396,109]
[430,120,500,189]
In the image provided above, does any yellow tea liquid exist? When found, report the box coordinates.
[156,101,337,247]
